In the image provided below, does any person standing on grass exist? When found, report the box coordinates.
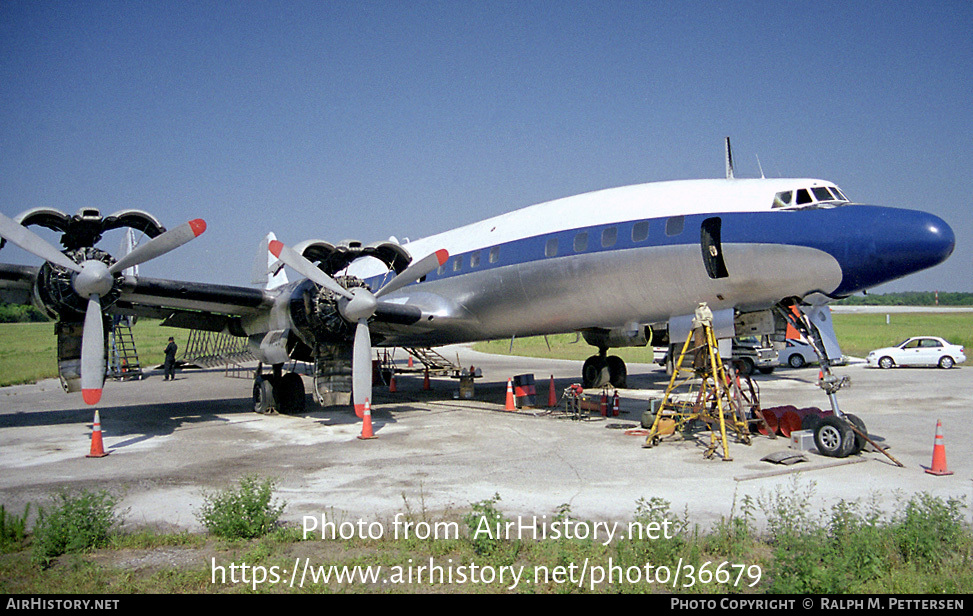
[164,336,178,381]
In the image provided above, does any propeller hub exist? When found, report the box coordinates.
[73,259,115,298]
[338,287,378,322]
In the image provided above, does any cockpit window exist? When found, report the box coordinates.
[774,184,852,209]
[773,191,792,208]
[811,187,834,201]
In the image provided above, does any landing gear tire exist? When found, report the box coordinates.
[582,356,609,389]
[253,378,276,414]
[801,412,822,432]
[814,415,855,458]
[275,372,306,414]
[844,413,867,455]
[606,355,627,389]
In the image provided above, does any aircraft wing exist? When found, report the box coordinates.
[0,262,273,334]
[117,275,272,333]
[0,264,36,306]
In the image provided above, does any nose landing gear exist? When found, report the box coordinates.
[775,303,902,466]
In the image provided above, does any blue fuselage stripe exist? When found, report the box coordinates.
[365,205,953,300]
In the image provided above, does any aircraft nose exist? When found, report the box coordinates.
[834,207,955,295]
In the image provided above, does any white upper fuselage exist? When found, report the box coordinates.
[325,177,861,347]
[351,177,844,280]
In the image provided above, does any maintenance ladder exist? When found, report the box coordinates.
[109,319,143,381]
[402,346,459,375]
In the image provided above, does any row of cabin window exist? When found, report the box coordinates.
[544,217,683,257]
[438,216,686,274]
[440,245,502,274]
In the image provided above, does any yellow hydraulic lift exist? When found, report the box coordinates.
[642,303,755,461]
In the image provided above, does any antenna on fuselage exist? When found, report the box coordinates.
[755,154,765,179]
[724,137,734,179]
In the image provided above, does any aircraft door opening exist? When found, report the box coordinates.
[700,217,729,279]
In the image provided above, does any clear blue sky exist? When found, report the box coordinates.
[2,1,970,292]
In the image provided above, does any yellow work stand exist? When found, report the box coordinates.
[643,303,752,461]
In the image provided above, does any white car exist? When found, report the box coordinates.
[867,336,966,369]
[778,340,818,368]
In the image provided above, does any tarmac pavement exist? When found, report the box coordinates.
[1,346,970,534]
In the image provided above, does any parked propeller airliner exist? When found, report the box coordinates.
[0,143,956,417]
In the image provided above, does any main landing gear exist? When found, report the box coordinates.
[582,352,627,389]
[253,363,307,414]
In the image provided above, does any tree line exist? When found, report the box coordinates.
[835,291,973,306]
[0,303,50,323]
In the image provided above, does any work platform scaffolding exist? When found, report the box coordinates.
[643,303,765,461]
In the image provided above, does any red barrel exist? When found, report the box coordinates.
[757,407,779,436]
[779,409,803,437]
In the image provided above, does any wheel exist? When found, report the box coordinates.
[275,372,306,414]
[606,355,627,389]
[582,356,609,388]
[814,415,854,458]
[788,354,806,369]
[737,358,755,377]
[757,366,775,374]
[878,356,894,369]
[253,378,276,414]
[844,413,867,455]
[801,412,822,431]
[939,356,955,369]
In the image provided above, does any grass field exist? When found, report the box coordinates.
[0,312,970,388]
[473,312,972,363]
[831,312,972,358]
[0,320,189,388]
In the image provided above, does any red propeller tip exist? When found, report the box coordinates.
[189,219,207,236]
[435,249,449,265]
[268,240,284,258]
[82,389,102,405]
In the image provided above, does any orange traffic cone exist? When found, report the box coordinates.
[925,419,953,476]
[86,410,109,458]
[358,399,377,440]
[547,375,557,407]
[389,373,397,393]
[408,356,414,368]
[505,378,516,411]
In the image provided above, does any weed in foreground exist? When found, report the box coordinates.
[31,489,122,569]
[1,504,30,552]
[195,475,286,540]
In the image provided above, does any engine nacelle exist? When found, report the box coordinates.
[34,247,121,320]
[582,325,650,351]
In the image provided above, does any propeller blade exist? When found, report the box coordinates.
[81,295,106,405]
[108,218,206,274]
[0,212,81,272]
[352,319,372,418]
[375,249,449,298]
[268,239,355,300]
